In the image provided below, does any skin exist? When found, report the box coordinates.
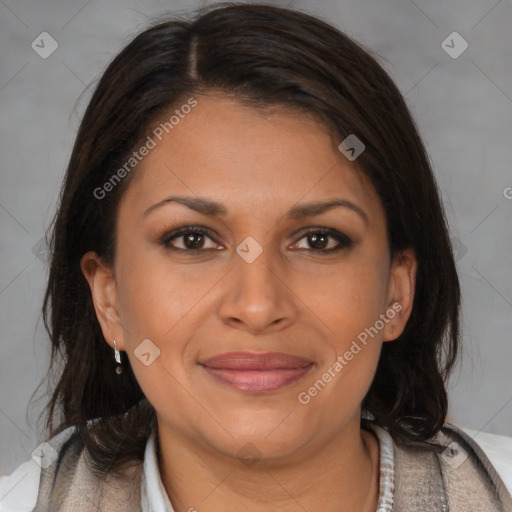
[81,93,417,512]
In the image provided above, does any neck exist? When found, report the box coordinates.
[156,420,380,512]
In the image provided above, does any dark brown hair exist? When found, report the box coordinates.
[34,2,461,480]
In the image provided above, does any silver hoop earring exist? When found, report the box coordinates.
[113,339,123,375]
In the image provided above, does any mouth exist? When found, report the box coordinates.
[198,351,314,392]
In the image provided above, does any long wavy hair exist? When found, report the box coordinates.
[32,2,460,480]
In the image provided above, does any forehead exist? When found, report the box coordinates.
[119,93,384,226]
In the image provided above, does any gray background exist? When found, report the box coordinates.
[1,0,511,475]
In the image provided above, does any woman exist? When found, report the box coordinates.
[1,3,511,511]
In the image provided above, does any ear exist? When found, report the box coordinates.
[80,251,124,351]
[382,248,417,342]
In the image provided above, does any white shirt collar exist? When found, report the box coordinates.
[141,425,175,512]
[140,423,395,512]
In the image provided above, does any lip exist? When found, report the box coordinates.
[198,351,314,392]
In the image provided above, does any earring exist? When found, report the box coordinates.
[113,339,123,375]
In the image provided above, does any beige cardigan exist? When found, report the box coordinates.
[31,423,512,512]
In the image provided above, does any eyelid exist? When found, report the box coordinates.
[290,226,354,250]
[160,225,220,248]
[290,225,351,240]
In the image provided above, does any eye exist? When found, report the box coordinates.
[161,226,222,252]
[160,226,353,254]
[290,227,353,252]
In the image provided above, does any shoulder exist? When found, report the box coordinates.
[456,424,512,498]
[390,422,512,510]
[1,424,144,512]
[0,426,77,512]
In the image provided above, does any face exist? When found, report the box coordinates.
[82,93,416,462]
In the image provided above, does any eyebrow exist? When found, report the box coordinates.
[143,195,368,225]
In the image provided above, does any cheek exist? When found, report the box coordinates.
[114,243,215,339]
[300,294,384,423]
[317,258,389,331]
[113,253,200,406]
[303,256,388,392]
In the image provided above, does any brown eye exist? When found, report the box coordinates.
[292,228,353,252]
[307,232,329,250]
[161,226,222,252]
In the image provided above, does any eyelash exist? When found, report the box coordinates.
[160,226,354,254]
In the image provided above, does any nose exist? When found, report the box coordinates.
[217,244,299,335]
